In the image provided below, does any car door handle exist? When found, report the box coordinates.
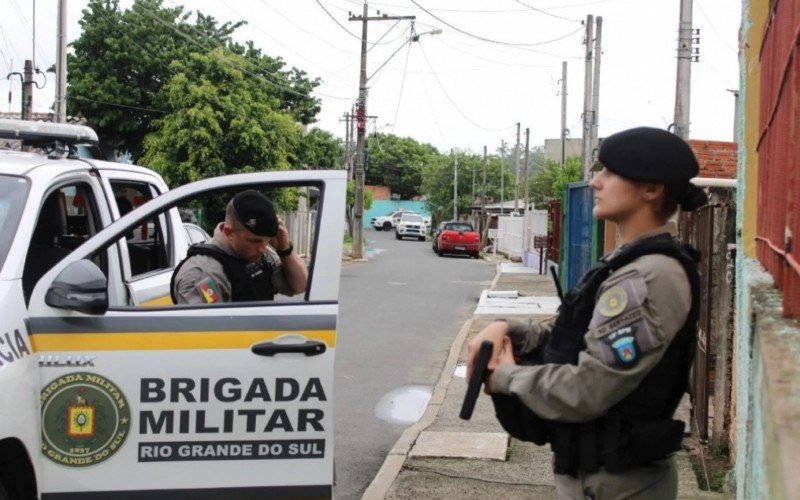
[251,340,327,357]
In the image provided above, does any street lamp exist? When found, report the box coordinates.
[411,28,443,42]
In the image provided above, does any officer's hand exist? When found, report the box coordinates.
[270,216,292,253]
[484,336,516,393]
[466,320,508,380]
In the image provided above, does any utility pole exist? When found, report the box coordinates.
[523,128,530,212]
[590,17,602,165]
[482,145,487,240]
[561,61,568,170]
[471,156,476,207]
[341,111,351,173]
[500,140,506,215]
[22,60,33,120]
[523,127,531,255]
[349,4,415,259]
[55,0,68,122]
[581,15,594,179]
[673,0,695,139]
[453,153,459,221]
[514,122,521,214]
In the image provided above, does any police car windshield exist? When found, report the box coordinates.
[0,175,30,272]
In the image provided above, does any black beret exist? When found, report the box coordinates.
[597,127,699,184]
[231,190,278,237]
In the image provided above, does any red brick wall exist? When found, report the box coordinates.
[366,185,391,200]
[689,140,738,179]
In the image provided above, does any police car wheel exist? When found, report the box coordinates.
[383,221,392,230]
[395,232,401,240]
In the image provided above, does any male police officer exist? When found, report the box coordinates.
[171,190,308,304]
[468,127,707,499]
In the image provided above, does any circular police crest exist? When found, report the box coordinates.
[597,286,628,317]
[41,372,131,467]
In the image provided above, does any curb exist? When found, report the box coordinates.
[362,264,502,499]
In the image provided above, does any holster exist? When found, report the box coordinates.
[600,413,685,473]
[490,394,549,445]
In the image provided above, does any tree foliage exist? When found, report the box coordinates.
[298,128,344,169]
[67,0,320,161]
[528,156,583,207]
[140,49,300,187]
[365,133,440,200]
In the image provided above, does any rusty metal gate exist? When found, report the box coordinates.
[546,199,562,266]
[680,192,737,444]
[681,205,714,440]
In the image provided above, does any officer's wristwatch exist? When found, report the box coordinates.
[276,243,293,257]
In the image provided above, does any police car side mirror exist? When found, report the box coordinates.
[45,260,109,315]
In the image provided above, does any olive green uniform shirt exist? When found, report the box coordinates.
[491,223,692,423]
[172,223,294,304]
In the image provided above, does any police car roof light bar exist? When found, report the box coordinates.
[0,119,99,146]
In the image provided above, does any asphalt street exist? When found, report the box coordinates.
[333,229,496,499]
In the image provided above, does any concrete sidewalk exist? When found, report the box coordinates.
[363,262,722,499]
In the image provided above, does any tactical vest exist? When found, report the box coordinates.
[491,233,701,476]
[171,243,277,303]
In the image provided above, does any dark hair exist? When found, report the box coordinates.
[660,183,708,217]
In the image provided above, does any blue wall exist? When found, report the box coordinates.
[364,200,429,228]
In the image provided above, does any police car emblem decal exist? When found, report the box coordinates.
[597,286,628,317]
[41,372,131,467]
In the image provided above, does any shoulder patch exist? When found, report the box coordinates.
[603,326,639,365]
[196,276,220,303]
[597,285,628,317]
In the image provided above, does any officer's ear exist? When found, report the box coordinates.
[222,222,235,239]
[640,182,664,202]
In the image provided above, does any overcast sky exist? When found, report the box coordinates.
[1,0,740,154]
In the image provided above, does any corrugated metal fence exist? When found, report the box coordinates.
[757,0,800,319]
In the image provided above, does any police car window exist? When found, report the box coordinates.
[22,182,105,303]
[167,185,318,307]
[0,175,29,273]
[111,181,171,277]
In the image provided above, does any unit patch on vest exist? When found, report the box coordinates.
[196,276,220,303]
[597,285,628,317]
[603,326,639,365]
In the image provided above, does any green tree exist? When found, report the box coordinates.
[67,0,320,160]
[365,133,440,199]
[421,151,513,223]
[528,156,583,207]
[140,48,299,187]
[298,128,344,169]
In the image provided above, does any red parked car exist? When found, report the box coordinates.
[436,222,481,258]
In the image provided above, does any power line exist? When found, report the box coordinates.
[135,3,352,101]
[216,0,354,87]
[509,0,583,23]
[417,54,449,149]
[314,0,364,42]
[431,36,560,68]
[694,0,738,54]
[391,42,412,133]
[66,94,168,114]
[409,0,583,48]
[416,40,512,132]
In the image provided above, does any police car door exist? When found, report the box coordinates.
[27,171,345,499]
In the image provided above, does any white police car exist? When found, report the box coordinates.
[0,119,345,498]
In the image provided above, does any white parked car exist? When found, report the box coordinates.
[371,209,416,231]
[0,119,345,498]
[396,212,427,241]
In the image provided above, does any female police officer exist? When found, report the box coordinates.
[467,127,707,499]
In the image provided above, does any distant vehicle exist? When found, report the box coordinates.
[371,209,415,231]
[436,221,481,258]
[431,221,449,253]
[183,222,211,244]
[395,212,426,241]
